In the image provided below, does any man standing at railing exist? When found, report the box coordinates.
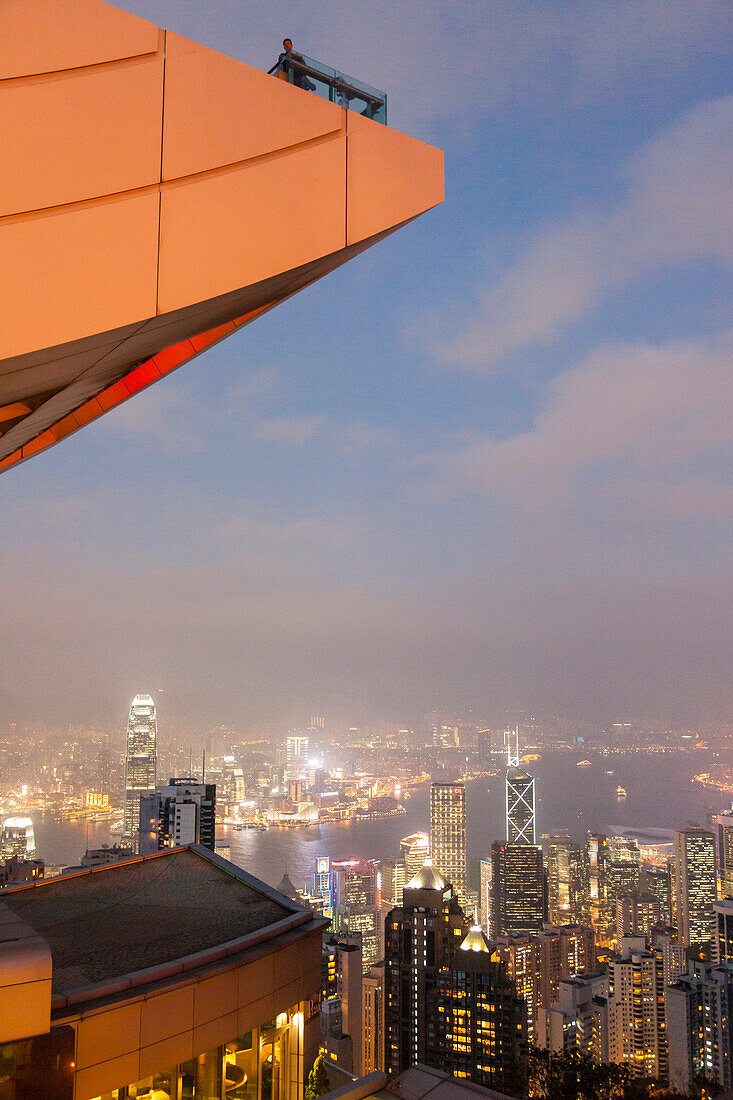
[278,39,316,92]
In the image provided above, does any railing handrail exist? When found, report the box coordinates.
[268,54,386,111]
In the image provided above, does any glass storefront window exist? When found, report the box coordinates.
[178,1049,222,1100]
[88,1003,301,1100]
[225,1032,258,1100]
[127,1069,173,1098]
[260,1035,283,1100]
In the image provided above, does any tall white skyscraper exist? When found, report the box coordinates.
[123,694,157,845]
[285,734,309,782]
[506,768,536,844]
[400,832,430,881]
[430,781,467,900]
[505,730,536,844]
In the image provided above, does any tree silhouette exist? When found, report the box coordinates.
[305,1051,331,1100]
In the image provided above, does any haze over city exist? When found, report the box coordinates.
[2,5,733,1100]
[1,1,731,733]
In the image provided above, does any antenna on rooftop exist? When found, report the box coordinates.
[506,726,520,767]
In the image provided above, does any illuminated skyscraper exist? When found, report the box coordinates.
[546,835,582,925]
[715,805,733,899]
[381,858,406,908]
[0,817,36,860]
[605,837,641,908]
[400,832,430,881]
[506,767,536,844]
[479,857,492,933]
[674,828,717,948]
[123,694,157,845]
[331,860,381,973]
[490,842,547,936]
[384,862,525,1090]
[362,962,385,1074]
[430,782,467,900]
[285,734,309,782]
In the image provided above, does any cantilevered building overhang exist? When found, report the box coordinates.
[0,0,443,473]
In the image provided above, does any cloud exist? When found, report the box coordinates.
[422,333,733,515]
[253,415,326,446]
[436,96,733,369]
[332,420,397,455]
[103,367,278,452]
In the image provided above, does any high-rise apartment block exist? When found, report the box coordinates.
[385,861,466,1071]
[641,862,673,926]
[320,938,363,1075]
[430,783,467,900]
[666,959,733,1094]
[362,962,385,1075]
[675,827,717,947]
[492,925,595,1039]
[615,892,661,939]
[716,805,733,899]
[123,694,157,845]
[436,929,525,1095]
[139,778,216,855]
[536,973,610,1062]
[608,937,668,1080]
[490,842,546,937]
[714,899,733,965]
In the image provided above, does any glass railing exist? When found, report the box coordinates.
[268,53,387,124]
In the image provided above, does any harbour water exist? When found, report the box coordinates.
[30,749,727,891]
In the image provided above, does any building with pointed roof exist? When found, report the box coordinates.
[385,867,525,1093]
[459,926,491,953]
[406,857,448,892]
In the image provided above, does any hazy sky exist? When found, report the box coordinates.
[1,1,731,732]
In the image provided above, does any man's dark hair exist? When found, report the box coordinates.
[283,38,292,48]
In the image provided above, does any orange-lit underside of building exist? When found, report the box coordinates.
[0,0,443,473]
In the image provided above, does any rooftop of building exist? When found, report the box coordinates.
[0,844,315,1004]
[459,926,490,953]
[323,1065,517,1100]
[405,858,448,892]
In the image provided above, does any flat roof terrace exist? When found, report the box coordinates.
[0,845,311,1004]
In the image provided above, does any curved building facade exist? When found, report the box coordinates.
[0,0,443,473]
[0,845,327,1100]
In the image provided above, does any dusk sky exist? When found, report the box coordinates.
[2,1,731,731]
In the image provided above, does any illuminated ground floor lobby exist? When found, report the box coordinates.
[93,1013,304,1100]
